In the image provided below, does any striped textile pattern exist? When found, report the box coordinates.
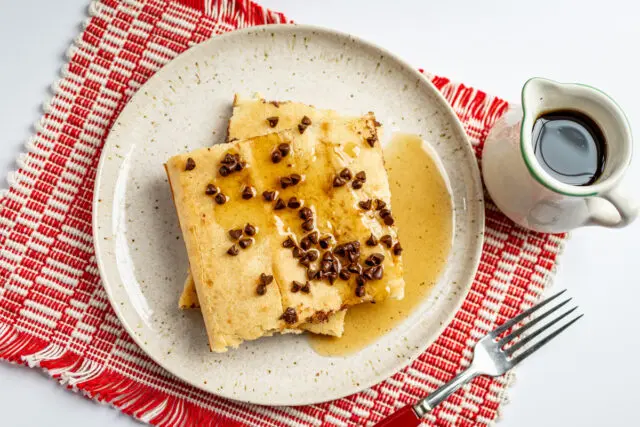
[0,0,566,425]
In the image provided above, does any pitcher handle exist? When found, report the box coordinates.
[587,186,639,228]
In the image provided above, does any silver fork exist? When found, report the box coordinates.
[374,290,582,427]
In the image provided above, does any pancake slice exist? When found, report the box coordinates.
[166,144,287,352]
[179,95,348,336]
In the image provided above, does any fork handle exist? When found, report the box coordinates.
[373,367,478,426]
[414,367,478,417]
[372,405,420,427]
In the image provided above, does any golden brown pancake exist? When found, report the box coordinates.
[180,95,346,337]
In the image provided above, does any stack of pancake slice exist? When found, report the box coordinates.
[165,95,405,352]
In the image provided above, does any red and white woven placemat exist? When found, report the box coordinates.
[0,0,566,425]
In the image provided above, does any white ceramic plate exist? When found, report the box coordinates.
[93,24,484,406]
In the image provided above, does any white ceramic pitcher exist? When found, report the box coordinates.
[482,78,638,233]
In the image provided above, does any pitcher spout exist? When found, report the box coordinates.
[521,77,565,122]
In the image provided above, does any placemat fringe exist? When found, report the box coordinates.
[0,323,248,427]
[0,324,50,363]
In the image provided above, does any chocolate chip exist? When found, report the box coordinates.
[366,136,377,147]
[280,176,293,189]
[221,153,236,165]
[374,199,386,210]
[299,256,311,267]
[260,273,274,285]
[333,244,347,257]
[291,281,302,293]
[355,285,366,297]
[339,269,351,280]
[234,161,246,172]
[307,268,320,280]
[333,176,346,187]
[341,242,353,255]
[228,229,243,240]
[271,150,283,163]
[340,242,352,255]
[363,267,375,281]
[330,258,341,274]
[306,231,319,244]
[380,235,393,248]
[322,250,335,262]
[301,282,311,293]
[256,284,267,295]
[301,219,314,231]
[351,179,364,189]
[374,265,384,280]
[295,208,312,222]
[274,198,286,210]
[320,259,332,273]
[278,143,290,156]
[185,157,196,171]
[267,116,279,127]
[365,253,385,266]
[227,245,239,256]
[347,262,363,275]
[289,173,302,185]
[281,307,298,324]
[312,311,329,323]
[298,123,308,134]
[262,190,277,202]
[379,209,392,218]
[307,250,319,262]
[300,237,312,250]
[292,246,304,258]
[384,215,395,226]
[359,199,372,210]
[326,272,337,284]
[339,168,353,180]
[344,243,360,262]
[270,101,280,108]
[223,160,238,173]
[355,275,366,287]
[368,265,384,280]
[282,236,295,248]
[239,238,253,249]
[241,186,255,200]
[366,233,378,246]
[319,236,332,249]
[355,171,366,181]
[287,197,301,209]
[393,242,403,256]
[214,193,227,205]
[301,116,312,126]
[205,184,218,195]
[244,223,256,236]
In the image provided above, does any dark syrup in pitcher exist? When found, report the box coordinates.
[531,110,606,186]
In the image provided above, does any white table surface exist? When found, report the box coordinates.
[1,1,638,426]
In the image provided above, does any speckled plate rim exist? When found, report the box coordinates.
[92,23,484,405]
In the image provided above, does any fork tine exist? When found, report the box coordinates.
[498,298,572,346]
[504,306,578,356]
[509,314,583,366]
[490,290,567,338]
